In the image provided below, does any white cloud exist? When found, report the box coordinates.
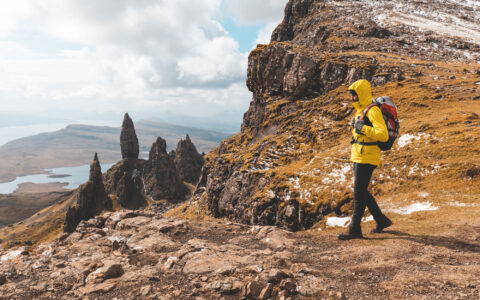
[255,22,282,44]
[223,0,288,46]
[223,0,288,25]
[0,0,258,123]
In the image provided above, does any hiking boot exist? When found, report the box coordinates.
[371,218,392,233]
[337,232,363,240]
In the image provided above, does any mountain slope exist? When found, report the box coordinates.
[184,0,480,230]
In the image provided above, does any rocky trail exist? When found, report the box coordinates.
[1,196,479,299]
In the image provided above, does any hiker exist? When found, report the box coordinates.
[338,79,393,240]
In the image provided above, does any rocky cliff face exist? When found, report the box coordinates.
[174,135,204,185]
[143,137,188,202]
[189,0,480,230]
[63,153,111,233]
[120,113,139,159]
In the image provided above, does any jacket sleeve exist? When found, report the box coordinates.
[361,106,389,142]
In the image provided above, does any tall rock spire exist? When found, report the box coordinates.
[63,153,111,233]
[120,113,139,159]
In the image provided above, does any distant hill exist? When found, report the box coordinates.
[0,120,230,183]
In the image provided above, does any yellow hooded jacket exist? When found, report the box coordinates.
[349,79,388,166]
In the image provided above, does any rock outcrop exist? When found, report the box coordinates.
[174,135,204,185]
[63,153,111,233]
[271,0,316,42]
[120,113,139,159]
[143,137,188,202]
[104,114,147,209]
[104,158,147,210]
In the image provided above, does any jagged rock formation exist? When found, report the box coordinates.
[58,116,204,238]
[189,0,480,230]
[104,158,147,210]
[105,114,147,209]
[143,137,188,202]
[174,134,204,185]
[120,113,139,159]
[63,153,111,233]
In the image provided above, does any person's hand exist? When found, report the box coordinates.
[354,119,365,133]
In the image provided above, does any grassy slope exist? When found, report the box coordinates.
[181,50,480,225]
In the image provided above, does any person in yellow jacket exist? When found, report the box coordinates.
[338,79,393,240]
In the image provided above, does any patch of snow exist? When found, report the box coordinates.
[322,164,351,185]
[389,201,438,215]
[1,249,24,261]
[408,163,419,176]
[326,217,351,228]
[289,177,300,189]
[419,192,430,198]
[446,201,477,207]
[107,236,127,243]
[326,215,374,228]
[397,133,430,148]
[447,201,467,207]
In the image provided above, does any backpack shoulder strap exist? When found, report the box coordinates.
[360,103,379,121]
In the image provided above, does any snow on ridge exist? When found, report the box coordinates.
[390,12,480,44]
[326,217,350,228]
[1,249,24,261]
[388,201,438,215]
[397,133,430,148]
[325,215,374,228]
[322,164,351,185]
[360,0,480,43]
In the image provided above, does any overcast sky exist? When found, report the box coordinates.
[0,0,288,130]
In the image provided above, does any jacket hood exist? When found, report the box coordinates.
[348,79,373,111]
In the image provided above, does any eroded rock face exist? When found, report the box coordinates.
[104,158,147,210]
[63,153,111,233]
[247,43,377,100]
[120,113,139,159]
[143,137,188,202]
[174,135,204,185]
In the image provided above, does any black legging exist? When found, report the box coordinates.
[349,163,387,234]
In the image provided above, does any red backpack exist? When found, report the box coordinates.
[359,96,400,151]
